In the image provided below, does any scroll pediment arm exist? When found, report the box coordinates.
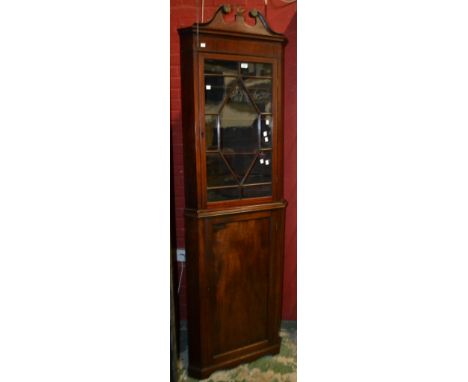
[195,4,283,37]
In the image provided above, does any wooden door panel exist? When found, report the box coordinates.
[209,215,271,356]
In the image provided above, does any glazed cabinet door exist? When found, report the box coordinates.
[202,56,278,206]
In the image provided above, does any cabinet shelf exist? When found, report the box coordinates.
[207,182,272,191]
[206,148,272,155]
[204,73,273,80]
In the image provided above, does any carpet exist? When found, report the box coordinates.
[177,321,297,382]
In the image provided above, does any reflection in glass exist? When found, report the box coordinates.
[242,184,272,198]
[205,59,238,75]
[219,81,258,153]
[206,153,237,187]
[205,115,218,150]
[240,62,272,77]
[260,115,272,149]
[245,152,272,185]
[208,187,241,201]
[243,78,272,113]
[224,154,256,180]
[205,76,236,114]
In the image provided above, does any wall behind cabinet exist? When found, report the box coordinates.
[170,0,297,320]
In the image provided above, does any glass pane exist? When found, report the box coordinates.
[205,76,236,114]
[208,187,241,202]
[203,59,274,203]
[205,59,238,75]
[240,62,272,77]
[245,152,272,184]
[260,115,272,149]
[224,153,257,180]
[243,78,272,113]
[242,184,272,198]
[206,153,237,187]
[220,81,259,153]
[205,115,218,150]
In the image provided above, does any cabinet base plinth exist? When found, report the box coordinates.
[188,342,281,379]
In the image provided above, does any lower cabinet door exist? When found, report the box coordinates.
[205,210,276,359]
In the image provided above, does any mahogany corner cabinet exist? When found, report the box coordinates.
[178,5,288,379]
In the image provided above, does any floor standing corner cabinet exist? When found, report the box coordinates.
[178,5,288,379]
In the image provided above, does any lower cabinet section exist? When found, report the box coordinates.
[185,202,286,379]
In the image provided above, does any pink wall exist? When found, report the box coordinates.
[171,0,297,320]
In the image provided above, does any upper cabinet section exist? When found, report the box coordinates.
[178,5,286,210]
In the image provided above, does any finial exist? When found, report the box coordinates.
[236,7,245,17]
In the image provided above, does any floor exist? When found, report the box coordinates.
[176,321,297,382]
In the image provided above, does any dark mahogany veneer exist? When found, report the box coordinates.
[178,5,288,379]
